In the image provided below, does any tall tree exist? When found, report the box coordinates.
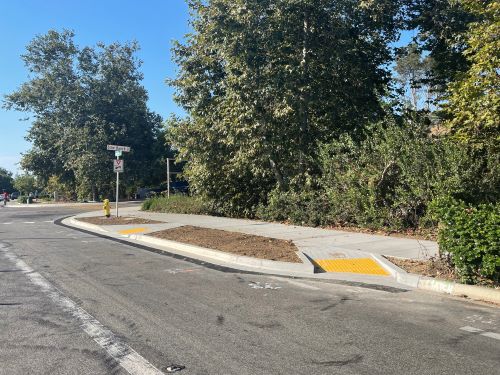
[4,30,164,199]
[445,0,499,151]
[169,0,403,215]
[0,167,14,193]
[395,43,434,110]
[406,0,476,93]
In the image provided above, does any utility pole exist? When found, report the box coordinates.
[167,157,170,198]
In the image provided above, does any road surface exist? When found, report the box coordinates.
[1,205,499,374]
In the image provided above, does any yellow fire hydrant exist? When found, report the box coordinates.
[103,199,110,218]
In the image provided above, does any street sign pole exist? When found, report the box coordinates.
[116,165,119,217]
[115,151,120,217]
[107,145,130,217]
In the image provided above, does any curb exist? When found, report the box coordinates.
[372,253,500,304]
[67,217,314,275]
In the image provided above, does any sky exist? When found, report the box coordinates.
[0,0,190,174]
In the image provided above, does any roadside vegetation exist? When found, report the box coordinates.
[4,1,498,285]
[157,0,498,285]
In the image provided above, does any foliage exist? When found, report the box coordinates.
[0,167,14,193]
[394,42,435,110]
[406,0,476,92]
[4,30,166,199]
[169,0,404,215]
[444,0,499,152]
[13,174,38,195]
[141,195,211,215]
[45,175,75,200]
[431,197,499,284]
[259,116,479,230]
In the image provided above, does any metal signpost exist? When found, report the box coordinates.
[107,145,130,217]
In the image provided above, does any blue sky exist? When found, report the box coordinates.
[0,0,190,173]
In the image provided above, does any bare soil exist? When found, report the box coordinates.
[76,216,163,225]
[387,256,457,281]
[386,256,500,289]
[148,225,301,263]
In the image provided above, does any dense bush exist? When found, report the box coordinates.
[432,197,499,284]
[259,119,474,230]
[141,195,212,215]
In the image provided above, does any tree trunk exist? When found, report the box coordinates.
[298,10,310,172]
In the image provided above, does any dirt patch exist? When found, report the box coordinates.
[386,256,499,289]
[387,256,457,281]
[148,225,301,263]
[76,216,163,225]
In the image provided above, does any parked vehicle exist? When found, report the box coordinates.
[10,192,19,200]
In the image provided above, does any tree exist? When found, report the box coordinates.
[406,0,477,93]
[395,43,435,110]
[169,0,403,215]
[4,30,165,199]
[13,174,38,195]
[0,167,14,193]
[444,0,499,150]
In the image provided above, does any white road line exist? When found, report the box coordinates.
[0,245,165,375]
[22,221,35,224]
[271,277,320,290]
[481,332,500,340]
[1,222,13,224]
[460,326,500,341]
[43,220,53,223]
[460,326,484,333]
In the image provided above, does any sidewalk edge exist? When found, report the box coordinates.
[375,253,500,304]
[66,217,314,275]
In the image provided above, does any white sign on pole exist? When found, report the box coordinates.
[114,150,123,157]
[107,145,131,152]
[113,159,124,173]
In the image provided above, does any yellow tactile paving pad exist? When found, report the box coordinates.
[118,227,148,235]
[314,258,389,276]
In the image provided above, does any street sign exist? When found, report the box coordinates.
[107,145,131,152]
[113,159,124,173]
[115,150,123,157]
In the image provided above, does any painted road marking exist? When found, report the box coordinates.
[459,326,500,341]
[481,332,500,340]
[1,222,13,224]
[460,326,484,333]
[22,221,36,224]
[270,277,320,290]
[118,227,148,235]
[0,245,165,375]
[248,281,281,290]
[313,258,390,276]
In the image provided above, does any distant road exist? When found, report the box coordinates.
[1,206,499,374]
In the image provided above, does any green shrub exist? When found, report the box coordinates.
[318,119,474,230]
[259,119,471,230]
[431,197,499,284]
[18,195,28,204]
[257,184,331,226]
[141,195,211,215]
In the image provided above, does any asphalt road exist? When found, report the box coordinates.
[1,205,499,375]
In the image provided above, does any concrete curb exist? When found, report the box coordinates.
[374,253,500,304]
[67,217,314,275]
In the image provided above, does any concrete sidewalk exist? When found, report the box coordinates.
[119,206,438,258]
[73,207,437,278]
